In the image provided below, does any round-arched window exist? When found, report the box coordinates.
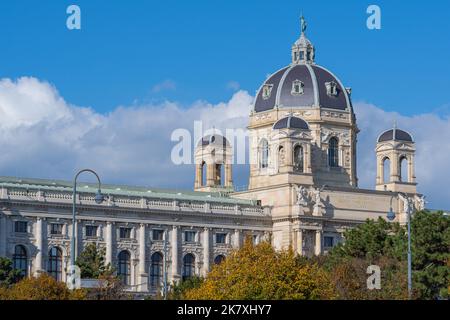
[118,250,131,285]
[182,254,195,280]
[150,252,163,288]
[48,247,63,281]
[328,137,339,167]
[13,245,27,278]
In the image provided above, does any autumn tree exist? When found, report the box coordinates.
[0,273,86,300]
[185,240,336,300]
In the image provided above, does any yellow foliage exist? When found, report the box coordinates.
[185,240,336,300]
[1,273,87,300]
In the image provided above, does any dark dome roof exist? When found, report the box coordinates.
[273,115,309,130]
[378,128,413,143]
[197,134,230,148]
[254,64,352,113]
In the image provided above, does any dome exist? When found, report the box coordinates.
[197,134,230,148]
[253,16,352,114]
[254,64,352,113]
[378,128,413,143]
[273,114,309,130]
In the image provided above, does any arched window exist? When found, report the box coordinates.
[383,157,391,183]
[48,247,62,281]
[328,137,339,167]
[214,255,226,265]
[182,254,195,281]
[150,252,163,288]
[278,146,285,168]
[400,156,408,182]
[13,245,27,278]
[118,250,131,285]
[259,139,269,169]
[215,164,224,186]
[293,145,304,172]
[201,161,206,186]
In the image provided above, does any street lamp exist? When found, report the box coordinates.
[386,192,412,299]
[70,169,104,268]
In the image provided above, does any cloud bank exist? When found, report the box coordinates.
[0,77,448,209]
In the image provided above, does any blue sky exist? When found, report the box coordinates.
[0,0,449,114]
[0,1,449,209]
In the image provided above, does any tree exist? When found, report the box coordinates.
[0,273,86,300]
[76,243,113,279]
[0,257,22,287]
[168,276,204,300]
[327,211,450,299]
[185,240,336,300]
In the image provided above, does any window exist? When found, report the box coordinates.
[299,51,305,60]
[214,255,226,265]
[184,231,196,243]
[215,233,227,244]
[328,137,339,168]
[291,80,304,95]
[50,223,63,235]
[152,229,164,241]
[150,252,163,288]
[259,139,269,169]
[118,250,131,285]
[120,227,132,239]
[182,254,195,280]
[325,81,338,97]
[262,84,273,100]
[48,247,62,281]
[86,225,98,237]
[13,245,27,278]
[293,145,304,172]
[252,235,259,245]
[14,221,27,233]
[324,236,334,248]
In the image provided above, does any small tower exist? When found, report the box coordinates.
[291,15,315,65]
[375,126,417,193]
[249,114,314,189]
[194,134,233,192]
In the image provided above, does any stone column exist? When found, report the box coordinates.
[306,143,312,173]
[225,165,233,187]
[233,229,241,249]
[34,218,44,275]
[202,228,210,276]
[105,222,113,266]
[376,156,383,184]
[171,226,180,283]
[206,164,215,187]
[195,164,202,188]
[408,154,416,183]
[314,230,322,256]
[139,224,148,292]
[0,214,6,257]
[296,229,303,256]
[391,152,400,182]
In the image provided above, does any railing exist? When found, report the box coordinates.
[0,187,269,216]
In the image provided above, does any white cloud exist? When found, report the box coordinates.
[0,77,448,210]
[151,79,176,93]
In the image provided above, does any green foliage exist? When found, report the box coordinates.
[76,243,113,279]
[328,211,450,299]
[168,276,204,300]
[0,257,22,287]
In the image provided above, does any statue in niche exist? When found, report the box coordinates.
[296,185,309,206]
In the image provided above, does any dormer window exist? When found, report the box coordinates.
[299,51,305,61]
[291,80,304,95]
[262,84,273,100]
[325,81,338,97]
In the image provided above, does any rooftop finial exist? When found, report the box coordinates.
[300,14,307,34]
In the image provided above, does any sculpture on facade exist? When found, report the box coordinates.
[296,185,309,206]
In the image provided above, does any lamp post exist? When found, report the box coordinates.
[70,169,104,268]
[162,229,168,300]
[387,192,412,299]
